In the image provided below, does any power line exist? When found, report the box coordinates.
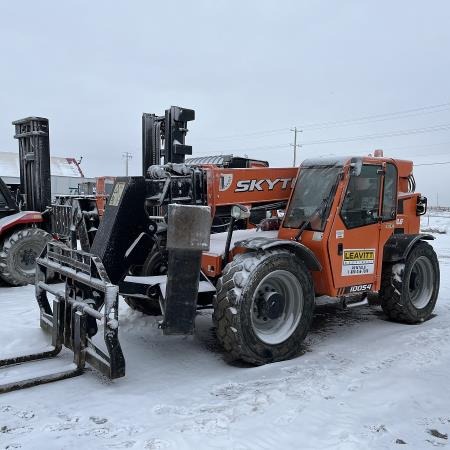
[196,122,450,155]
[415,161,450,166]
[193,101,450,143]
[298,106,450,131]
[296,102,450,131]
[194,127,289,142]
[193,143,289,156]
[383,140,450,152]
[301,123,450,146]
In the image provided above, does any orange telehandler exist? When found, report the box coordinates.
[0,106,439,392]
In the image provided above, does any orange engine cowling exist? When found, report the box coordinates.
[204,166,298,216]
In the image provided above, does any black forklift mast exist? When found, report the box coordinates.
[12,117,51,214]
[142,106,195,174]
[91,106,197,284]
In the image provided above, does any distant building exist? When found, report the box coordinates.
[0,151,95,198]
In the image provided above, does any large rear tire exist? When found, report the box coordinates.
[213,250,314,365]
[380,241,440,323]
[0,227,51,286]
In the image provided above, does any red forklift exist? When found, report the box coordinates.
[0,117,53,286]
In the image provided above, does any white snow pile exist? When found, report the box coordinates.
[392,263,405,283]
[421,211,449,234]
[421,225,447,234]
[0,214,449,449]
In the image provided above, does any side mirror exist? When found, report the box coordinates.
[350,158,362,176]
[416,196,427,216]
[231,204,251,220]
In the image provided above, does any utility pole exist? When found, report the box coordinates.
[122,152,133,176]
[290,127,302,167]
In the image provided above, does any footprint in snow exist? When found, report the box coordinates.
[44,413,80,432]
[0,405,35,421]
[13,411,34,420]
[90,416,108,425]
[108,441,136,448]
[367,424,387,433]
[347,382,362,392]
[144,438,171,449]
[428,429,448,440]
[0,425,33,435]
[425,439,447,447]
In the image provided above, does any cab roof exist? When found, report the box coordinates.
[301,155,413,178]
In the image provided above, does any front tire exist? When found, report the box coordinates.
[380,241,440,323]
[213,250,314,365]
[0,227,51,286]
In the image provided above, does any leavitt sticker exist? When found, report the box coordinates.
[342,249,375,276]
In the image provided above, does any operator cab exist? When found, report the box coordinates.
[279,153,419,297]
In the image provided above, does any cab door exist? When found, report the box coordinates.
[327,164,383,294]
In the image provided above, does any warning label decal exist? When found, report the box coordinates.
[342,248,375,276]
[108,182,126,207]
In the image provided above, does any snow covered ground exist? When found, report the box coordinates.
[1,213,449,449]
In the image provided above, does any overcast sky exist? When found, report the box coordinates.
[0,0,449,204]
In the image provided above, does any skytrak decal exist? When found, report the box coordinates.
[342,248,375,276]
[235,178,293,192]
[219,174,233,191]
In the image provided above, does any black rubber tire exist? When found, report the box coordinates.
[124,248,167,315]
[366,292,381,306]
[0,227,51,286]
[123,296,162,315]
[379,241,440,323]
[213,250,315,365]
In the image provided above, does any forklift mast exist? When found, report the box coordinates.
[142,106,195,175]
[12,117,51,213]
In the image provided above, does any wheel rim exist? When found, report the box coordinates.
[250,270,303,345]
[409,256,434,309]
[143,251,167,299]
[14,243,41,274]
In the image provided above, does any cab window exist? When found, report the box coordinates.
[381,163,397,221]
[284,166,341,232]
[341,165,381,228]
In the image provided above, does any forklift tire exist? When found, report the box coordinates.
[0,228,51,287]
[380,241,440,323]
[123,296,161,315]
[213,249,314,365]
[123,248,167,315]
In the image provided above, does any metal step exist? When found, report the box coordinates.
[120,274,216,299]
[343,297,369,309]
